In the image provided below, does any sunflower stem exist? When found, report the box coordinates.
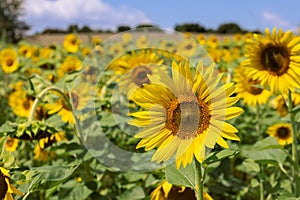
[256,105,261,135]
[28,86,70,122]
[288,90,300,196]
[195,159,204,200]
[259,164,264,200]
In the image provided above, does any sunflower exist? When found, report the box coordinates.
[111,50,165,98]
[130,61,243,168]
[63,34,81,53]
[233,66,272,106]
[57,56,82,78]
[122,33,132,44]
[18,45,32,58]
[92,36,102,46]
[45,83,91,124]
[150,180,212,200]
[242,27,300,94]
[0,48,19,73]
[5,137,18,152]
[178,39,197,58]
[8,90,33,118]
[270,95,288,117]
[267,123,292,145]
[0,167,24,200]
[34,132,66,161]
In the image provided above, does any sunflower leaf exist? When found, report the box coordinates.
[204,149,238,165]
[165,160,197,188]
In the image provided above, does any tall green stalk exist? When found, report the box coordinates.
[28,86,71,122]
[195,159,204,200]
[287,90,299,196]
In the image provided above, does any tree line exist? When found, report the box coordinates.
[1,0,260,43]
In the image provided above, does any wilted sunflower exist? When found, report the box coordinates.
[242,27,300,94]
[130,61,243,168]
[267,123,292,145]
[111,50,165,98]
[5,137,19,152]
[150,180,212,200]
[57,56,82,78]
[233,66,271,106]
[63,34,81,53]
[0,48,19,73]
[0,167,24,200]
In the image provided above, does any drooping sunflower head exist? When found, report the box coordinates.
[233,66,272,106]
[130,60,243,168]
[242,27,300,94]
[0,48,19,73]
[267,123,292,145]
[63,34,81,53]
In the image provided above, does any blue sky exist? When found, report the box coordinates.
[23,0,300,34]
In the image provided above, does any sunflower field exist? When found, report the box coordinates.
[1,27,300,200]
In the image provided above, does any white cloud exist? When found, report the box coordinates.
[261,11,298,33]
[22,0,151,33]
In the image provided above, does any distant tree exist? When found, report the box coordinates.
[174,23,206,33]
[135,24,163,32]
[80,25,93,33]
[217,23,243,34]
[41,28,66,34]
[117,25,131,32]
[67,24,79,33]
[0,0,29,42]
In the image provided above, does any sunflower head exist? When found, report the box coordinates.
[267,123,292,145]
[57,56,82,77]
[63,34,81,53]
[233,66,271,106]
[0,170,8,200]
[150,180,213,200]
[111,49,165,98]
[130,61,243,168]
[242,27,300,94]
[5,137,19,152]
[0,48,19,73]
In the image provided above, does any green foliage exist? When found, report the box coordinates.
[0,0,29,42]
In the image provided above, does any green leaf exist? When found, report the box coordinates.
[204,149,238,165]
[242,137,287,164]
[23,162,80,192]
[119,186,145,200]
[0,121,17,134]
[165,159,197,188]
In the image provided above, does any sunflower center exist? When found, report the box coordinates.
[261,45,290,75]
[71,39,77,45]
[185,44,193,50]
[277,127,290,139]
[247,79,263,95]
[6,138,14,147]
[6,58,14,67]
[166,94,211,139]
[22,100,31,110]
[131,65,152,86]
[0,170,8,200]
